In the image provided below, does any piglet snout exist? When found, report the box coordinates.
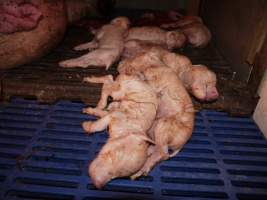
[205,88,219,101]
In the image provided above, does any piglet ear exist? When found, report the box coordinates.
[168,10,183,21]
[111,16,130,29]
[166,31,178,50]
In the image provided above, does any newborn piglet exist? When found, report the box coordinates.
[122,39,169,59]
[161,15,211,48]
[126,26,186,50]
[59,17,129,69]
[82,74,158,188]
[162,52,218,101]
[118,50,195,178]
[121,42,219,101]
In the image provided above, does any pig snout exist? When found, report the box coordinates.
[205,87,219,101]
[192,84,219,102]
[89,161,112,189]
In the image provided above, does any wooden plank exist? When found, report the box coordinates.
[186,0,201,15]
[0,26,257,116]
[194,77,258,117]
[246,2,267,65]
[0,71,3,101]
[249,34,267,94]
[201,0,267,81]
[2,78,102,105]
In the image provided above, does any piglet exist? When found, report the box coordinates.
[161,15,211,48]
[82,74,158,188]
[59,17,130,69]
[118,50,195,178]
[126,26,186,50]
[121,41,219,101]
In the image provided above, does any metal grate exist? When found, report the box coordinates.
[0,98,267,200]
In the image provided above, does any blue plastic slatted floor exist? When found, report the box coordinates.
[1,98,267,200]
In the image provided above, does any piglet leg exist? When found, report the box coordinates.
[59,51,101,68]
[59,48,120,69]
[131,145,169,179]
[84,75,114,109]
[106,102,120,111]
[84,75,114,84]
[74,40,99,51]
[131,111,192,179]
[83,107,108,117]
[82,114,111,134]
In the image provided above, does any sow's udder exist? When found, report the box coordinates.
[0,0,42,34]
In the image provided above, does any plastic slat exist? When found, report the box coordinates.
[0,98,267,200]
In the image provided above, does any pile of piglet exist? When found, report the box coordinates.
[59,15,218,188]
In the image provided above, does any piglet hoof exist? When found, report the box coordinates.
[59,60,88,68]
[83,77,93,83]
[130,171,144,180]
[82,108,92,114]
[82,108,87,113]
[59,60,72,68]
[83,76,95,83]
[58,61,77,68]
[105,63,112,70]
[73,46,83,51]
[82,121,94,134]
